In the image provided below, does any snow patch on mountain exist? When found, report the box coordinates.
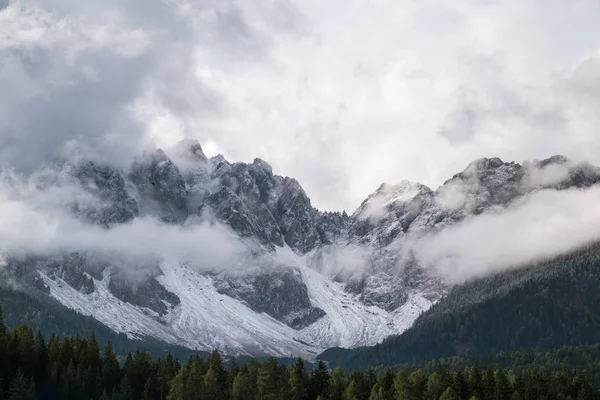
[39,246,432,359]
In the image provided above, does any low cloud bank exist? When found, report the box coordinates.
[417,186,600,283]
[0,169,245,275]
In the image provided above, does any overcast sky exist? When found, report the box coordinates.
[2,0,600,211]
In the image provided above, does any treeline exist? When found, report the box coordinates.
[0,307,599,399]
[321,243,600,370]
[169,355,598,400]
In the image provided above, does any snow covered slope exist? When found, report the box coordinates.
[40,247,431,359]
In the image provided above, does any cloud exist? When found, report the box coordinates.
[416,185,600,283]
[0,168,245,273]
[3,0,600,215]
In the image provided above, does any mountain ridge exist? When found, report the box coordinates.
[1,142,599,358]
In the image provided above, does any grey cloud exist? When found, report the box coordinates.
[3,0,600,214]
[0,0,279,172]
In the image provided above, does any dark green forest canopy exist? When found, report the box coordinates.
[320,242,600,371]
[0,305,598,399]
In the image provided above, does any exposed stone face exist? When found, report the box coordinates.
[316,211,350,245]
[72,161,139,226]
[108,272,180,317]
[201,187,283,249]
[350,181,435,246]
[129,149,189,224]
[274,178,321,253]
[213,269,326,330]
[6,253,102,295]
[190,151,343,254]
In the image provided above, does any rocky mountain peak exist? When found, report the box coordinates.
[174,139,208,163]
[129,149,188,224]
[252,158,273,176]
[71,161,139,226]
[537,154,570,167]
[356,181,431,216]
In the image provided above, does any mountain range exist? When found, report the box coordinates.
[2,140,599,360]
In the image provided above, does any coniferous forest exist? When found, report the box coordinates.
[0,305,599,400]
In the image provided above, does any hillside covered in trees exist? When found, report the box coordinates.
[1,304,598,400]
[320,243,600,371]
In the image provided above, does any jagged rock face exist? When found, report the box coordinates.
[316,211,350,245]
[214,269,326,330]
[438,157,526,218]
[108,271,180,317]
[350,181,436,246]
[200,159,285,249]
[72,162,139,225]
[350,156,600,249]
[187,148,345,253]
[6,253,101,295]
[130,149,189,224]
[274,177,322,253]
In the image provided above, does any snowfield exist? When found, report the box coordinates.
[41,247,431,359]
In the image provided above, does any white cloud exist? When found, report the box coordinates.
[2,0,600,213]
[0,168,245,271]
[416,185,600,283]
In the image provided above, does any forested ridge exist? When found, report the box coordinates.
[0,305,599,400]
[320,243,600,371]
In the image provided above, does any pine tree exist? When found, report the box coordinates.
[310,360,330,400]
[409,369,427,398]
[8,369,35,400]
[451,371,469,400]
[289,357,309,400]
[393,370,415,399]
[425,372,444,400]
[482,368,495,399]
[166,366,187,400]
[257,357,280,400]
[142,377,158,400]
[494,369,512,400]
[186,358,205,400]
[99,390,111,400]
[369,383,383,400]
[227,358,240,390]
[33,330,46,386]
[439,386,460,400]
[204,349,227,398]
[330,367,348,400]
[203,365,224,399]
[114,377,134,400]
[344,379,360,400]
[576,383,596,400]
[468,365,483,399]
[0,306,5,337]
[87,333,101,372]
[157,355,176,400]
[102,343,121,395]
[232,367,256,400]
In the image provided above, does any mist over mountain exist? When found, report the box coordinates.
[1,141,600,358]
